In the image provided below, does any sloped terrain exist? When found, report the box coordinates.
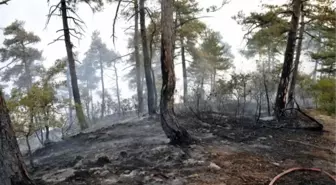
[26,113,336,185]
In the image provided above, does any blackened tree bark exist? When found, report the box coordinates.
[140,0,156,115]
[66,62,73,127]
[60,0,88,129]
[44,125,50,144]
[134,0,144,115]
[261,53,271,116]
[0,91,35,185]
[160,0,193,145]
[288,3,305,108]
[274,0,302,116]
[151,69,158,110]
[113,61,121,114]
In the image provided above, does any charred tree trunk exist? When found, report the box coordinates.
[44,125,50,144]
[66,63,73,128]
[0,92,35,185]
[90,90,94,119]
[180,38,188,103]
[274,0,302,116]
[160,0,193,145]
[264,50,271,116]
[288,5,305,108]
[99,58,105,118]
[134,0,144,115]
[25,135,34,168]
[140,0,156,115]
[151,69,158,110]
[34,128,43,145]
[61,0,88,130]
[213,69,216,92]
[263,78,271,116]
[113,62,121,114]
[242,82,247,115]
[261,57,271,116]
[197,73,205,111]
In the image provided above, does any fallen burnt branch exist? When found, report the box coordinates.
[188,107,231,127]
[269,167,336,185]
[276,100,324,131]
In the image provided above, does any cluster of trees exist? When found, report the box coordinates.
[233,0,335,116]
[0,0,334,184]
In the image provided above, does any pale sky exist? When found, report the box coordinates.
[0,0,314,101]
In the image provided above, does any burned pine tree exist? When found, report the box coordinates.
[133,0,144,115]
[274,0,302,116]
[0,91,35,185]
[140,0,156,115]
[45,0,104,129]
[287,2,305,108]
[160,0,193,145]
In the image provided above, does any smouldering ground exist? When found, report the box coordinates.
[28,112,336,185]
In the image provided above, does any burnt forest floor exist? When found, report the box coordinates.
[27,111,336,185]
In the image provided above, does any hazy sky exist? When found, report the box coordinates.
[0,0,313,101]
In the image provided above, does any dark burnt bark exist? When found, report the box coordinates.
[262,54,271,116]
[180,38,188,103]
[113,62,121,114]
[34,127,43,145]
[151,69,158,110]
[25,135,34,168]
[0,92,35,185]
[264,50,271,116]
[44,125,50,144]
[274,0,302,116]
[263,77,271,116]
[160,0,193,146]
[134,0,144,115]
[140,0,156,115]
[66,63,73,125]
[99,58,105,118]
[60,0,88,129]
[288,4,305,108]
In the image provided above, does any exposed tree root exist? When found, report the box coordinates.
[161,110,196,146]
[269,167,336,185]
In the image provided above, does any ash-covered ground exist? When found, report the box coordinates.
[23,111,336,185]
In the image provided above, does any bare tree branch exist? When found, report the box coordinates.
[69,32,81,40]
[48,35,65,45]
[127,9,140,22]
[56,28,84,37]
[45,2,61,29]
[67,16,85,24]
[0,59,18,71]
[175,16,212,29]
[121,1,132,12]
[66,7,86,23]
[111,0,122,45]
[122,63,135,71]
[123,25,135,32]
[0,0,10,5]
[109,52,133,62]
[69,18,86,33]
[206,0,230,12]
